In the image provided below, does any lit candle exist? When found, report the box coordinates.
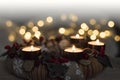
[64,45,84,61]
[64,45,83,53]
[21,45,41,59]
[70,34,84,40]
[88,39,105,56]
[22,45,41,52]
[70,34,87,48]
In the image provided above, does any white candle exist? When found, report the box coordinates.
[70,34,84,39]
[22,45,41,52]
[64,45,83,53]
[88,39,104,46]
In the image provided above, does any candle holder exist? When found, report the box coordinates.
[63,45,84,61]
[20,46,41,60]
[70,34,87,48]
[88,39,105,56]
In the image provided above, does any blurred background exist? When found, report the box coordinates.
[0,0,120,59]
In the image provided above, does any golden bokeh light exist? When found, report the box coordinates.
[32,26,39,32]
[46,16,53,23]
[108,21,115,28]
[37,20,44,27]
[87,29,93,35]
[81,23,89,31]
[90,34,96,40]
[78,29,85,35]
[59,27,66,34]
[19,28,26,35]
[27,21,34,28]
[6,20,13,27]
[20,26,26,30]
[89,19,96,25]
[99,32,106,38]
[93,30,99,36]
[114,35,120,42]
[61,14,67,21]
[105,30,111,37]
[8,34,15,42]
[34,31,41,39]
[24,32,32,41]
[69,14,78,22]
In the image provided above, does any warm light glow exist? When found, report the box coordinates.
[34,31,41,39]
[99,32,106,38]
[81,23,89,31]
[72,45,76,52]
[6,20,13,27]
[87,29,93,35]
[22,45,40,52]
[27,21,34,28]
[108,21,115,28]
[69,14,78,22]
[93,30,99,36]
[20,26,26,30]
[61,14,67,21]
[59,27,65,34]
[32,26,39,32]
[46,16,53,23]
[114,35,120,42]
[19,28,26,35]
[37,20,44,27]
[96,39,100,44]
[105,30,111,37]
[78,29,85,35]
[90,34,96,40]
[89,19,96,25]
[8,34,15,42]
[64,45,83,53]
[76,34,80,38]
[24,32,32,41]
[100,19,107,25]
[88,39,104,46]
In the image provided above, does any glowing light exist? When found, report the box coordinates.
[20,26,26,30]
[32,26,39,32]
[37,20,44,27]
[90,34,97,40]
[108,21,115,28]
[78,29,85,35]
[19,28,26,35]
[8,34,15,42]
[24,32,32,41]
[61,14,67,21]
[27,21,34,28]
[114,35,120,42]
[105,30,111,37]
[46,16,53,23]
[59,27,65,34]
[34,31,41,39]
[81,23,89,31]
[93,30,99,36]
[99,32,106,38]
[89,19,96,25]
[87,29,93,35]
[69,14,78,22]
[6,20,13,27]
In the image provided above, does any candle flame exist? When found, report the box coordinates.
[30,45,34,51]
[76,34,80,38]
[96,39,100,44]
[72,45,76,52]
